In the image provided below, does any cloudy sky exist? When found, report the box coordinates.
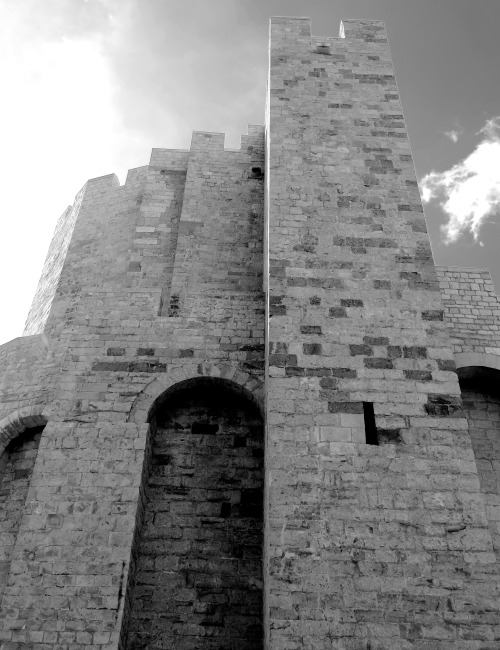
[1,0,500,346]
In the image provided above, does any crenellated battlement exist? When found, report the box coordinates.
[270,16,388,49]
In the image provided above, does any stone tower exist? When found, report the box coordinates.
[1,16,499,650]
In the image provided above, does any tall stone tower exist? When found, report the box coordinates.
[1,16,499,650]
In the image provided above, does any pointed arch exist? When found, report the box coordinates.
[127,362,264,424]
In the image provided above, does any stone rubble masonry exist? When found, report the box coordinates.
[0,14,498,650]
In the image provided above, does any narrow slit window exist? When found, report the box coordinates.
[316,44,331,55]
[363,402,378,445]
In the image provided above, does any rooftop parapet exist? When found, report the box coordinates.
[190,125,265,152]
[340,19,387,41]
[270,16,388,48]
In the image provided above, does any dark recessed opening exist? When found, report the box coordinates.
[363,402,378,445]
[127,378,264,649]
[251,167,263,178]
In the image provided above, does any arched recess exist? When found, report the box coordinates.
[124,373,264,650]
[0,405,48,597]
[0,404,49,456]
[455,355,500,557]
[128,362,264,424]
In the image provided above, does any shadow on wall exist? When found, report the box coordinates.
[458,366,500,558]
[124,377,264,650]
[0,424,45,598]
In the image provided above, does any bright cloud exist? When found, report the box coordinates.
[444,128,462,143]
[421,117,500,244]
[0,0,266,346]
[0,0,146,345]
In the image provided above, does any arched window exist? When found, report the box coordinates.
[125,377,264,649]
[0,424,44,596]
[458,366,500,556]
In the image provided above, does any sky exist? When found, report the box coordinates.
[1,0,500,346]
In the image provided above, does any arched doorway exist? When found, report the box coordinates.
[0,423,45,596]
[458,365,500,556]
[126,377,264,649]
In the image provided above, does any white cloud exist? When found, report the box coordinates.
[421,116,500,244]
[0,0,147,345]
[0,0,266,346]
[444,128,462,143]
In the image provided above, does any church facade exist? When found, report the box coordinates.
[1,16,500,649]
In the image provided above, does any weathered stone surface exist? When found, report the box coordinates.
[266,15,500,650]
[126,381,263,649]
[0,127,265,648]
[0,426,43,599]
[0,14,499,650]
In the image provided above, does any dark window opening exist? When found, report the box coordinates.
[363,402,378,445]
[168,293,180,317]
[316,44,331,55]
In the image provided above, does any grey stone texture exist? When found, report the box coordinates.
[266,16,499,650]
[127,381,263,649]
[0,426,43,599]
[437,267,500,357]
[0,15,499,650]
[460,381,500,559]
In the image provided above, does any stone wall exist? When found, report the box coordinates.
[437,268,500,570]
[0,426,43,598]
[460,379,500,558]
[0,335,53,423]
[437,267,500,358]
[23,199,83,337]
[0,126,265,649]
[265,17,499,649]
[0,14,500,650]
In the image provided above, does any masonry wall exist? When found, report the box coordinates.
[126,380,264,649]
[0,127,265,649]
[437,267,500,358]
[24,200,82,336]
[459,380,500,558]
[1,14,500,650]
[437,269,500,565]
[265,17,499,649]
[0,426,43,598]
